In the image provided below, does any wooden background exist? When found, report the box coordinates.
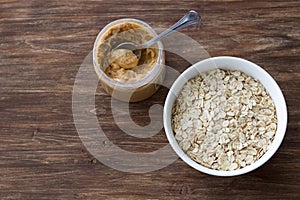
[1,0,299,199]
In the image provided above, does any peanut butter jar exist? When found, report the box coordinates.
[93,18,165,102]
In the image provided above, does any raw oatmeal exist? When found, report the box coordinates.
[171,69,277,171]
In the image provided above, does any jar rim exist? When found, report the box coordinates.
[93,18,164,89]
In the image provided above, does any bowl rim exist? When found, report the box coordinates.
[163,56,288,176]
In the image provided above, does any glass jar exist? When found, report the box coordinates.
[93,18,165,102]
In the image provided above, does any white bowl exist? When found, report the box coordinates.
[163,56,287,176]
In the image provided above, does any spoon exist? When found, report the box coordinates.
[113,10,201,59]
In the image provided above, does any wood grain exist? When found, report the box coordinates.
[1,0,299,199]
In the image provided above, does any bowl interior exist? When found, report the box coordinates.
[163,56,287,176]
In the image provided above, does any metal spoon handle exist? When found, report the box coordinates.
[139,10,201,49]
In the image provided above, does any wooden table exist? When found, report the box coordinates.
[1,0,299,199]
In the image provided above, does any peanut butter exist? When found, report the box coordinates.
[97,22,158,82]
[109,49,139,69]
